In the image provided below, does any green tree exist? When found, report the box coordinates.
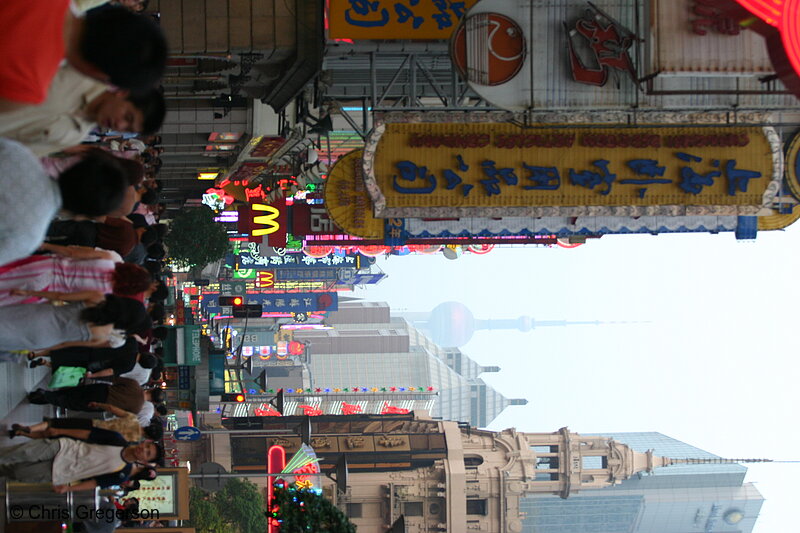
[270,486,356,533]
[215,478,270,533]
[165,207,230,269]
[188,487,227,533]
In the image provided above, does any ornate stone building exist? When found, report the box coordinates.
[199,410,713,533]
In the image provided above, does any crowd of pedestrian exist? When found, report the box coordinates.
[0,0,176,517]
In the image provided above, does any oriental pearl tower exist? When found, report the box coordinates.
[403,301,611,348]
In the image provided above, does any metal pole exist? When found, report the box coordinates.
[195,429,294,434]
[189,472,325,479]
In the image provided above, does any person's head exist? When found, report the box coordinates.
[138,352,158,369]
[152,326,169,341]
[140,189,159,205]
[80,294,150,333]
[146,387,164,404]
[90,88,165,135]
[143,419,163,441]
[143,178,161,190]
[122,481,141,493]
[112,263,152,295]
[117,158,145,186]
[130,466,157,481]
[122,497,140,512]
[127,440,163,466]
[146,243,166,260]
[144,261,163,277]
[148,302,165,323]
[115,0,149,11]
[155,404,168,416]
[58,153,128,217]
[139,226,160,247]
[76,7,167,93]
[145,135,162,146]
[153,223,168,239]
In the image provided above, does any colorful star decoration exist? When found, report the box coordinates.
[267,386,435,394]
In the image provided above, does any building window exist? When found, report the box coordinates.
[346,503,362,518]
[582,456,607,469]
[466,499,488,516]
[403,502,423,516]
[464,455,484,468]
[536,457,559,469]
[534,472,560,481]
[531,445,559,453]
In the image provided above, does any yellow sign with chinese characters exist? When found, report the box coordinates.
[367,123,779,218]
[323,150,384,238]
[328,0,479,40]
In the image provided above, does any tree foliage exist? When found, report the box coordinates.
[188,487,227,533]
[165,207,230,268]
[270,486,356,533]
[216,478,270,533]
[189,480,268,533]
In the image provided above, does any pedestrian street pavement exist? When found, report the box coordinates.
[0,356,55,533]
[0,355,54,436]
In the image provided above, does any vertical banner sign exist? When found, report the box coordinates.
[236,244,360,270]
[201,292,338,314]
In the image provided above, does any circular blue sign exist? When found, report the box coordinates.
[173,426,202,442]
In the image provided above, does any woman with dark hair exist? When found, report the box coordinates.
[0,292,148,352]
[0,243,151,306]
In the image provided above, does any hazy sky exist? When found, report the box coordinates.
[354,227,800,533]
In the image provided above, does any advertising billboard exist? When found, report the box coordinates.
[328,0,479,40]
[363,121,782,219]
[323,150,384,238]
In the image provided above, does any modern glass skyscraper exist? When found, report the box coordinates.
[520,432,763,533]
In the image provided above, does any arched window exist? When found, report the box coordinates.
[464,455,484,468]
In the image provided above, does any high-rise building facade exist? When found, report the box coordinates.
[521,432,764,533]
[292,302,526,427]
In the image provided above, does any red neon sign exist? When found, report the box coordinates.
[718,0,800,97]
[266,445,287,533]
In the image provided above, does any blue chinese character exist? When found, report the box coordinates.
[449,1,467,18]
[568,159,616,195]
[482,160,518,185]
[724,160,762,196]
[394,3,423,29]
[480,177,501,196]
[345,0,389,27]
[443,170,462,189]
[676,152,721,195]
[393,161,437,193]
[461,184,474,196]
[442,154,469,190]
[619,158,671,185]
[522,165,561,190]
[431,0,453,28]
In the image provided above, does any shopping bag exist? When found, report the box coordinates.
[48,366,87,389]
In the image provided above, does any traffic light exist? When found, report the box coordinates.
[221,393,246,403]
[219,296,244,306]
